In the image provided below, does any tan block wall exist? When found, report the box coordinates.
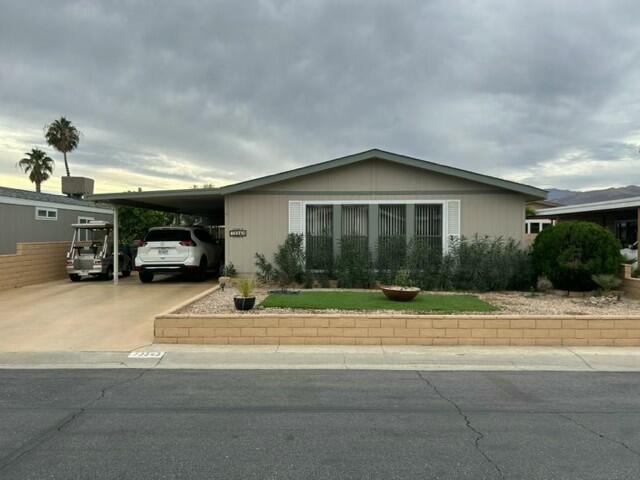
[0,242,69,291]
[621,264,640,300]
[155,314,640,346]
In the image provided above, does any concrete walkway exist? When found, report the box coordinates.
[0,275,214,352]
[1,346,639,371]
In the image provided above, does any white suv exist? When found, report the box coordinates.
[135,226,222,283]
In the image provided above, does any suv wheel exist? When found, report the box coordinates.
[139,271,154,283]
[69,274,81,282]
[196,256,208,282]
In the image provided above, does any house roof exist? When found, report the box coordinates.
[0,185,102,207]
[537,196,640,216]
[217,149,547,199]
[88,149,547,212]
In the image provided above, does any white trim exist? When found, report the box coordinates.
[35,207,58,221]
[525,218,553,234]
[0,195,113,215]
[299,199,448,205]
[537,196,640,216]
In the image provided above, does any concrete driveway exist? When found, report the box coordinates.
[0,274,214,352]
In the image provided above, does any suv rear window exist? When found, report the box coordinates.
[144,229,192,242]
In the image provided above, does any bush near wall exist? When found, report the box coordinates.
[532,221,622,291]
[258,234,534,292]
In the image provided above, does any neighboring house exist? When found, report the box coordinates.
[90,149,547,274]
[537,196,640,249]
[0,186,113,254]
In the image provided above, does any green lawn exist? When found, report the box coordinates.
[261,291,497,313]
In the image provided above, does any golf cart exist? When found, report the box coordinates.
[65,220,131,282]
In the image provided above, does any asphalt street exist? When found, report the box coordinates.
[0,370,639,479]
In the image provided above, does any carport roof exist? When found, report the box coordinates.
[88,148,547,211]
[88,188,224,214]
[537,196,640,216]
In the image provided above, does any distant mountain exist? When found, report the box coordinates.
[547,186,640,205]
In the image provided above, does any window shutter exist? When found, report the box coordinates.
[445,200,461,251]
[288,201,304,236]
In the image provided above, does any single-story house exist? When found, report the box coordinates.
[0,186,113,254]
[537,196,640,250]
[90,149,547,274]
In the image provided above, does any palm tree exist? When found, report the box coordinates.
[45,116,80,176]
[17,149,54,192]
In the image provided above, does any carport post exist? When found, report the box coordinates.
[113,206,119,286]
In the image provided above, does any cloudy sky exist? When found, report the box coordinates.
[1,0,639,194]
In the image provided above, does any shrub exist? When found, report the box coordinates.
[406,238,447,290]
[393,269,412,287]
[306,229,333,274]
[591,274,622,292]
[449,236,534,291]
[335,237,374,288]
[303,270,314,289]
[273,233,305,285]
[221,263,237,277]
[532,221,622,291]
[254,253,276,283]
[536,276,553,292]
[255,234,305,286]
[406,236,533,291]
[375,236,407,285]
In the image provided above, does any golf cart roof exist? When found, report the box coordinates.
[71,220,113,229]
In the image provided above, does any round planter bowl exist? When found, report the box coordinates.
[380,286,420,302]
[234,296,256,311]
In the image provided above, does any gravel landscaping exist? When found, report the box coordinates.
[177,285,640,316]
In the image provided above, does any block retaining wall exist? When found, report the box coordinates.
[0,242,69,291]
[155,313,640,346]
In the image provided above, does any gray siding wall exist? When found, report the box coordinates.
[225,159,527,274]
[0,203,113,254]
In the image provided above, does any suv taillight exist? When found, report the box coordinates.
[179,239,196,247]
[139,241,147,247]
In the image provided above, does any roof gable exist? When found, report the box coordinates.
[219,149,547,199]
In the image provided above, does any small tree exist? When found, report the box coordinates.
[273,233,305,286]
[118,207,173,244]
[17,148,54,192]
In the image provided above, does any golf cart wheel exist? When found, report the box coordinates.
[139,271,154,283]
[69,274,81,282]
[102,265,114,280]
[121,270,131,278]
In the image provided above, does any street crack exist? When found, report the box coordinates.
[558,413,640,457]
[0,368,152,473]
[416,371,504,479]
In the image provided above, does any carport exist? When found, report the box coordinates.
[88,188,225,285]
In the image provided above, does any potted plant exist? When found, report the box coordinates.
[380,269,420,302]
[234,277,256,310]
[219,263,237,291]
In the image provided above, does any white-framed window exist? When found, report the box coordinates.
[77,216,95,241]
[290,199,460,255]
[525,219,553,234]
[35,207,57,221]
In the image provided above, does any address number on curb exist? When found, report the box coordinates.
[128,352,165,359]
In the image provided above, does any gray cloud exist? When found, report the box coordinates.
[1,0,640,193]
